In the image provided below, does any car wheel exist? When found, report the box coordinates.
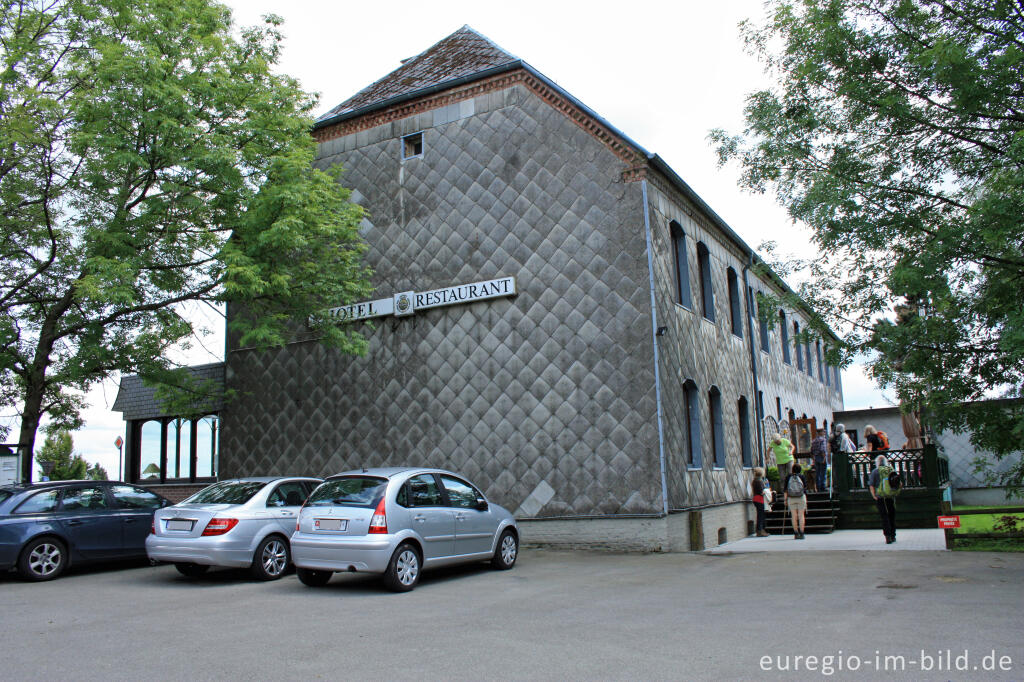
[18,537,67,581]
[297,567,332,587]
[383,542,421,592]
[174,562,210,578]
[251,535,290,581]
[491,529,518,570]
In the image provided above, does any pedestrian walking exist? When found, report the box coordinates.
[751,467,770,537]
[767,433,795,492]
[784,463,807,539]
[810,428,828,492]
[869,454,899,544]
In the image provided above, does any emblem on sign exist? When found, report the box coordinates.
[394,291,415,317]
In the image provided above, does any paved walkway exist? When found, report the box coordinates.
[706,528,947,553]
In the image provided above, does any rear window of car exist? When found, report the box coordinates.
[307,477,387,508]
[184,481,265,505]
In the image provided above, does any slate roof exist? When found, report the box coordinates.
[112,362,225,421]
[317,25,518,122]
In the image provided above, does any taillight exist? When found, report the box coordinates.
[368,497,387,534]
[150,521,155,535]
[202,517,239,536]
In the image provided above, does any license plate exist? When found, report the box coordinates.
[315,518,347,531]
[166,519,194,531]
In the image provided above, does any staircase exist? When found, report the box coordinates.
[766,491,838,535]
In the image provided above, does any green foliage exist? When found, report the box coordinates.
[0,0,371,455]
[36,431,87,480]
[86,461,108,480]
[712,0,1024,493]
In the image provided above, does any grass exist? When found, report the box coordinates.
[950,513,1024,534]
[946,506,1024,551]
[951,538,1024,552]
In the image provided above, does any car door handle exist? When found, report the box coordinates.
[124,518,137,524]
[455,514,466,521]
[66,520,83,526]
[414,515,426,522]
[280,511,294,516]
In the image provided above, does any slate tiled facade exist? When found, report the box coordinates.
[126,27,846,549]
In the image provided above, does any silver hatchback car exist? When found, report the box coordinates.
[291,468,518,591]
[147,477,321,580]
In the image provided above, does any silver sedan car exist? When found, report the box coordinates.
[147,477,321,580]
[291,468,518,591]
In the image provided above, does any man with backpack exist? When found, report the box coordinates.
[869,454,902,544]
[784,463,808,539]
[810,428,829,492]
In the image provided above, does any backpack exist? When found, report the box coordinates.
[786,473,805,498]
[829,433,843,456]
[876,465,902,498]
[876,430,890,449]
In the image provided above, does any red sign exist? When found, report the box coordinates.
[937,516,961,529]
[114,436,123,449]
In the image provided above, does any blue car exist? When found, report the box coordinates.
[0,481,170,581]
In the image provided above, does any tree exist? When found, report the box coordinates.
[86,461,108,480]
[1,0,372,478]
[712,0,1024,492]
[35,430,87,480]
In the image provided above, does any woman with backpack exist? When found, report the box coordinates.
[863,424,889,451]
[751,467,771,537]
[784,463,807,539]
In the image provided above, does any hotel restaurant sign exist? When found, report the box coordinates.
[322,276,516,322]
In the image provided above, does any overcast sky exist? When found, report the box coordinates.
[22,0,893,477]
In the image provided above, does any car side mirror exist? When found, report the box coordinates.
[475,499,488,511]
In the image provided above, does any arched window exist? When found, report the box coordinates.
[139,421,162,481]
[816,341,824,381]
[195,415,218,478]
[670,221,692,308]
[794,321,803,370]
[166,418,193,479]
[727,268,742,337]
[776,396,782,420]
[738,396,752,468]
[825,347,832,386]
[779,311,791,363]
[697,242,714,321]
[710,386,725,468]
[684,380,701,468]
[757,293,770,352]
[805,338,813,376]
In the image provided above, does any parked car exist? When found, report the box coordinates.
[0,481,170,581]
[147,477,321,580]
[291,468,518,591]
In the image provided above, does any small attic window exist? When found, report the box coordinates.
[402,132,423,159]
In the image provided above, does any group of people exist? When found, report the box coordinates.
[750,422,897,543]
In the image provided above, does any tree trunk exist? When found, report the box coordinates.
[17,404,42,483]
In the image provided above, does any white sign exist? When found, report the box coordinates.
[321,277,516,323]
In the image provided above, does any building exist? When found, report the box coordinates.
[116,27,844,550]
[836,402,1023,506]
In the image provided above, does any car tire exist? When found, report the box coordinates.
[491,528,518,570]
[18,536,67,581]
[382,542,421,592]
[251,535,290,581]
[174,562,210,578]
[297,567,332,587]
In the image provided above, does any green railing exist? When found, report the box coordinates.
[833,443,949,495]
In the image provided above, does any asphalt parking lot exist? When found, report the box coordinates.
[2,549,1023,680]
